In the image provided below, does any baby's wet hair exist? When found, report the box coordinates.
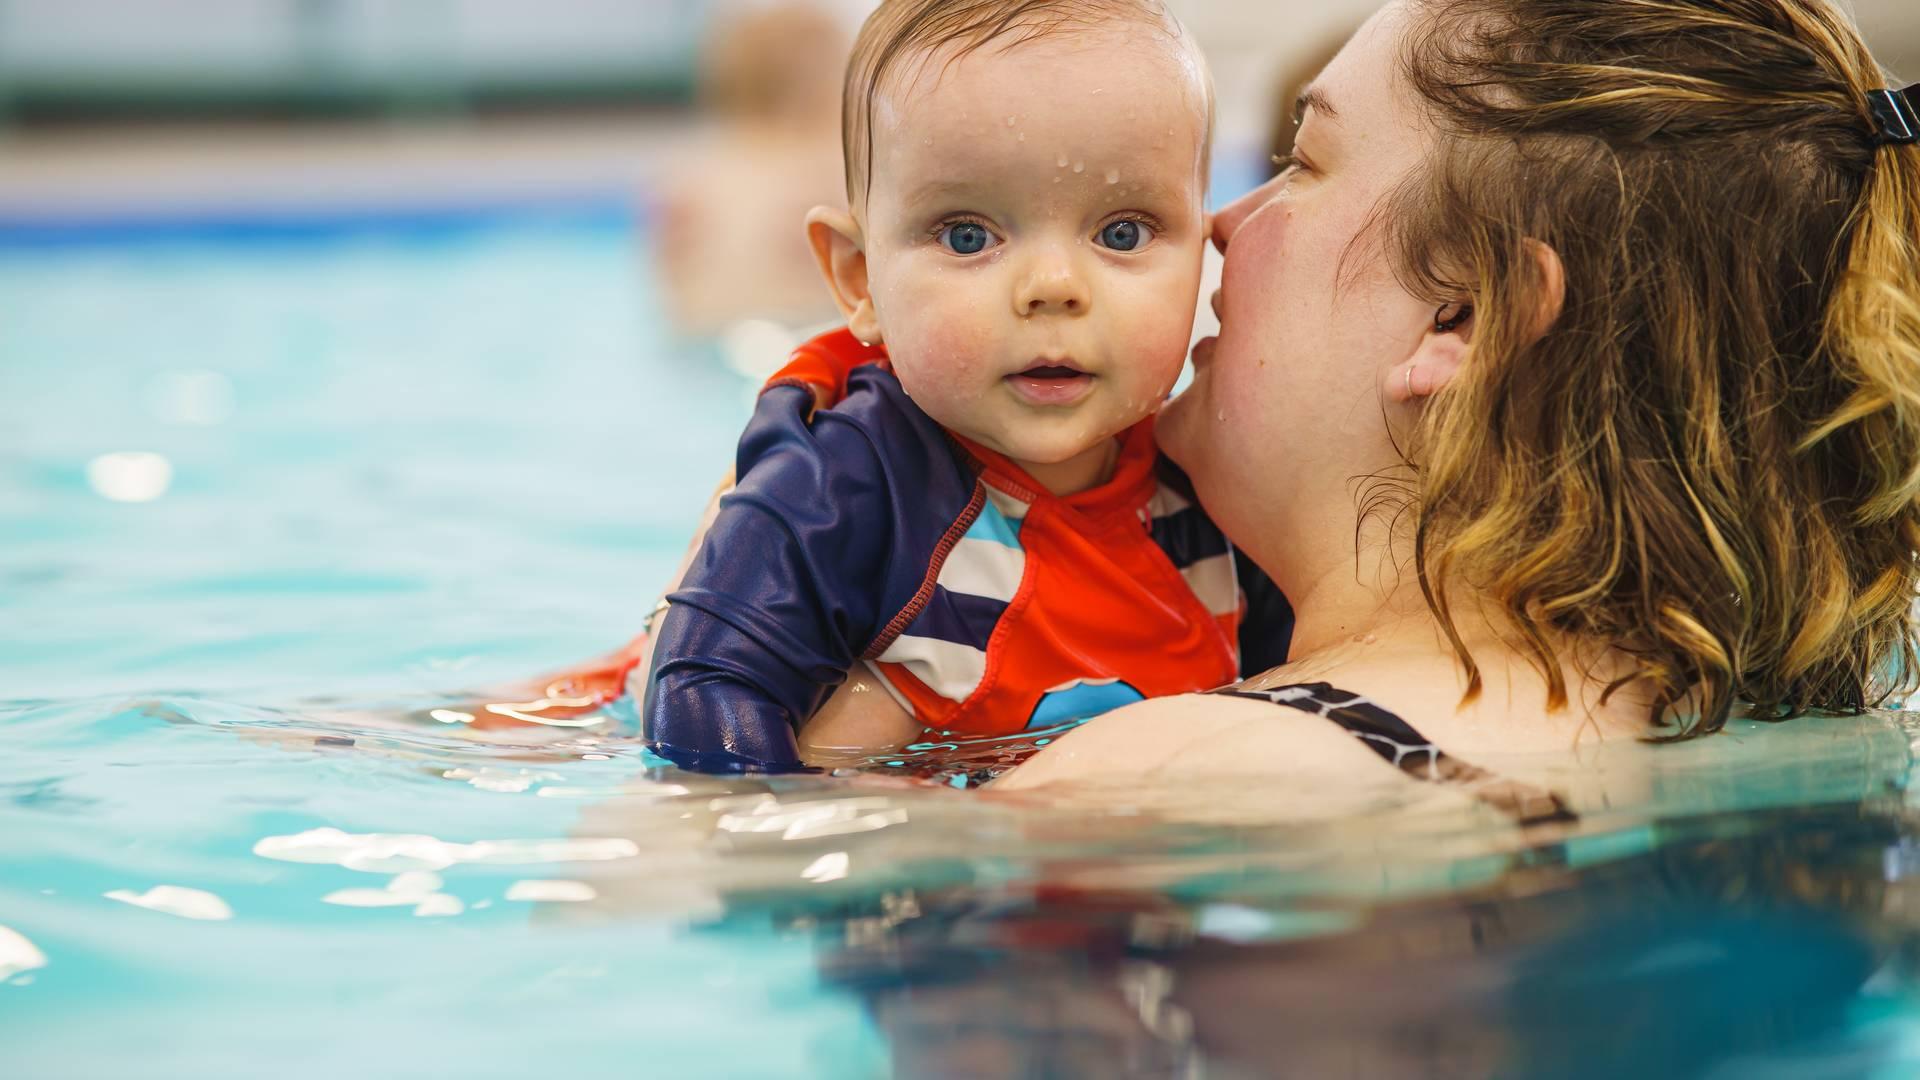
[839,0,1212,208]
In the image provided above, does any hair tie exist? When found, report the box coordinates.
[1869,84,1919,147]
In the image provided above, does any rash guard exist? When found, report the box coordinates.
[642,329,1292,772]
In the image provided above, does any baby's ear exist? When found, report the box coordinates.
[805,207,883,345]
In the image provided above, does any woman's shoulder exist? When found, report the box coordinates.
[991,690,1397,792]
[997,642,1648,793]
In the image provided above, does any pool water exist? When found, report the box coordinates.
[8,208,1920,1079]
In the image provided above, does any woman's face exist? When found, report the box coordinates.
[1159,2,1437,548]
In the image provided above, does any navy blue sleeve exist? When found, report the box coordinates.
[1235,551,1294,676]
[643,383,898,772]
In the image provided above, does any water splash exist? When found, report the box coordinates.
[801,852,850,883]
[0,926,47,981]
[506,879,598,903]
[253,827,641,873]
[323,870,464,916]
[86,451,172,503]
[104,885,233,921]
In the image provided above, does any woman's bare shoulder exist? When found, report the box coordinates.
[998,641,1650,793]
[992,691,1397,791]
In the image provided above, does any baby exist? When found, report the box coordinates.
[641,0,1291,771]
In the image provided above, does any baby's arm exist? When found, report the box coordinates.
[643,329,883,679]
[799,668,920,761]
[644,382,896,771]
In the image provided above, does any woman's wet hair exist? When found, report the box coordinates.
[838,0,1211,208]
[1387,0,1920,735]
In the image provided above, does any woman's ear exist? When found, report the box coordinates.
[805,207,883,345]
[1385,240,1567,404]
[1388,324,1470,403]
[1523,238,1566,342]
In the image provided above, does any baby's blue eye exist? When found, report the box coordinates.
[1098,220,1151,251]
[940,222,994,255]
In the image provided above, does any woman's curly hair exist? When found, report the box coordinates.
[1391,0,1920,736]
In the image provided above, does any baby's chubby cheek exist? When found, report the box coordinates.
[865,271,995,398]
[1143,326,1192,393]
[880,321,1000,412]
[1122,319,1196,409]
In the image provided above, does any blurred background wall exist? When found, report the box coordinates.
[0,0,709,117]
[0,0,1914,343]
[0,1,1910,125]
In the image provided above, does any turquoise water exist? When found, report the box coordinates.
[8,208,1920,1078]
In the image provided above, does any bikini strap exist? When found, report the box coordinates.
[1213,682,1578,827]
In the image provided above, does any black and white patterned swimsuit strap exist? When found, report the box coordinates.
[1211,682,1579,827]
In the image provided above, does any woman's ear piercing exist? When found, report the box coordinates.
[1434,302,1474,334]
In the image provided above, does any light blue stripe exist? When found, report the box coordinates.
[1027,681,1146,729]
[0,195,639,250]
[963,501,1023,550]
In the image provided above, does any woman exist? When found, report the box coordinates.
[526,0,1916,801]
[1002,0,1920,798]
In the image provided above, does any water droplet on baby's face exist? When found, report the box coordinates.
[1056,152,1070,169]
[1073,161,1085,174]
[1216,410,1226,422]
[1006,115,1017,126]
[1016,132,1026,142]
[1105,168,1120,184]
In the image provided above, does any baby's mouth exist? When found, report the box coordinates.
[1016,364,1086,380]
[1006,363,1095,406]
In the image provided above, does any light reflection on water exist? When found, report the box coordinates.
[5,692,1920,1077]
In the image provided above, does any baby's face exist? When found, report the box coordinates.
[859,25,1210,471]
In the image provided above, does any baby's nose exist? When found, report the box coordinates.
[1014,256,1090,316]
[1024,291,1082,314]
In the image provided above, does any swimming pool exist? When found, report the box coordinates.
[7,200,1920,1079]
